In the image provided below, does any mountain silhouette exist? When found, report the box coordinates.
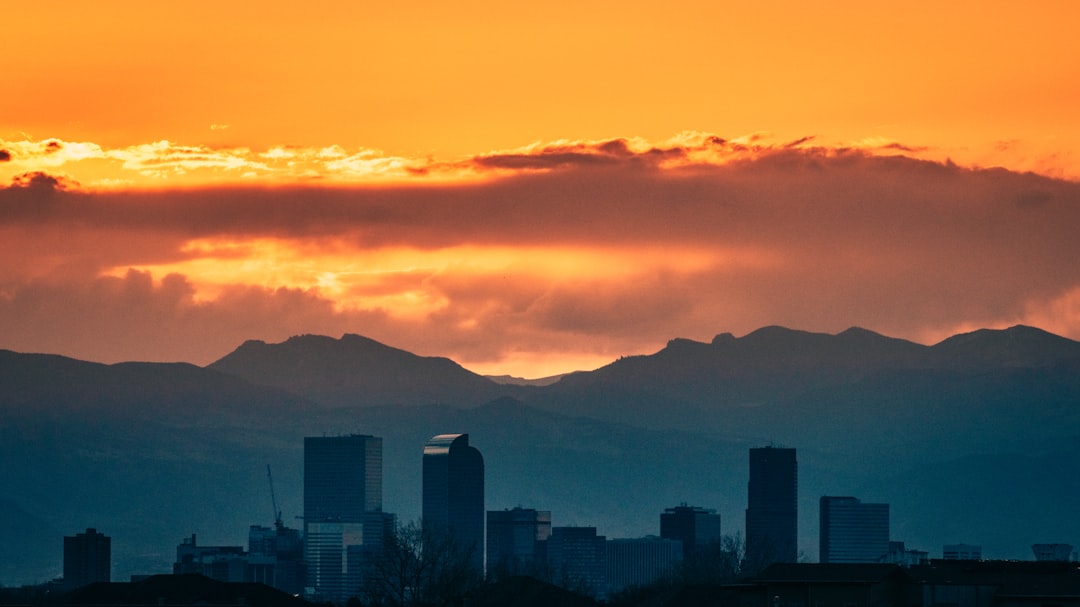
[532,324,1080,433]
[208,333,514,408]
[2,325,1080,585]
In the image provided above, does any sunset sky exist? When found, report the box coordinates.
[3,1,1079,378]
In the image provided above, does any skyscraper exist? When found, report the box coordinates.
[423,433,485,572]
[304,435,382,521]
[63,528,111,589]
[745,446,797,568]
[660,504,723,557]
[819,496,890,563]
[303,434,384,603]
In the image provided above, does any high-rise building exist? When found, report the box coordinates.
[819,496,890,563]
[486,507,551,578]
[745,446,798,568]
[63,528,111,589]
[660,504,722,557]
[547,527,607,599]
[303,434,384,603]
[304,435,382,521]
[423,433,485,572]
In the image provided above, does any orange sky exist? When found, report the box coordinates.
[2,1,1079,377]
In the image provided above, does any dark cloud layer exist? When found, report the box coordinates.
[2,144,1079,371]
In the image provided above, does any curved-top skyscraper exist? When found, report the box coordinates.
[423,433,485,572]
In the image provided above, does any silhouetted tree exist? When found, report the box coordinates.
[361,520,482,607]
[608,533,748,606]
[681,532,746,583]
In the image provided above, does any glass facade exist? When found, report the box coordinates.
[819,496,890,563]
[422,433,485,572]
[303,434,384,603]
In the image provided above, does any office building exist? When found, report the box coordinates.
[423,433,485,572]
[63,528,111,589]
[304,434,382,521]
[660,504,722,557]
[884,541,928,567]
[606,536,683,597]
[247,524,304,595]
[745,446,798,568]
[303,434,384,603]
[819,496,890,563]
[547,526,607,599]
[943,543,982,561]
[174,534,247,582]
[1032,543,1075,562]
[487,507,551,578]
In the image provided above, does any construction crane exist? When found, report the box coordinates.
[266,464,283,530]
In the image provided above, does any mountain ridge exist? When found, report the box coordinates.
[208,333,516,408]
[3,324,1080,585]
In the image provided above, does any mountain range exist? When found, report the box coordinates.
[2,325,1079,585]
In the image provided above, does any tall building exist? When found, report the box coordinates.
[660,504,723,557]
[423,433,485,572]
[819,496,890,563]
[486,507,551,579]
[745,446,798,568]
[303,434,384,603]
[63,528,111,589]
[547,527,607,599]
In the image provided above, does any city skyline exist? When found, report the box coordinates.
[41,437,1077,599]
[3,323,1079,587]
[2,2,1079,379]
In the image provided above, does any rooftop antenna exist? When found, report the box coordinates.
[266,464,283,530]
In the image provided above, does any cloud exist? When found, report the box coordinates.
[2,142,1079,375]
[11,171,69,191]
[0,269,390,365]
[0,149,10,162]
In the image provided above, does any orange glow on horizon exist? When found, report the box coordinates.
[101,238,775,312]
[4,2,1079,179]
[4,1,1080,379]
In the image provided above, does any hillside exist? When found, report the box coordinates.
[208,334,517,408]
[2,325,1080,585]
